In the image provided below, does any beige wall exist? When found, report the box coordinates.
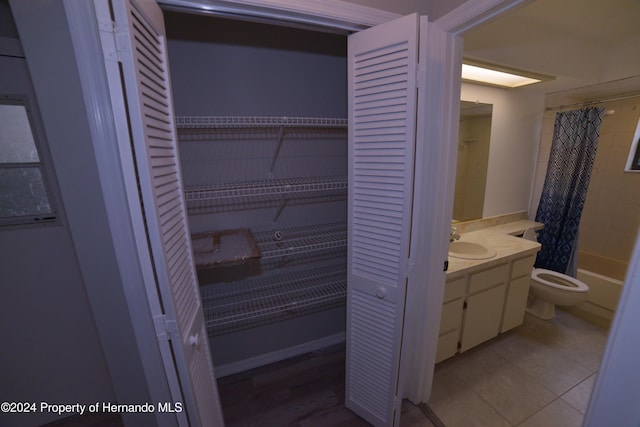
[342,0,429,15]
[530,97,640,280]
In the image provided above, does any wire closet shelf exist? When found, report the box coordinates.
[199,222,347,335]
[201,263,346,336]
[176,115,348,129]
[181,116,349,335]
[253,222,346,259]
[184,177,348,208]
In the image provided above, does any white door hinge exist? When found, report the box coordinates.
[394,395,403,415]
[98,20,128,62]
[154,314,178,342]
[406,259,416,280]
[416,62,426,88]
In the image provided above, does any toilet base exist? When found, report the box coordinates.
[526,297,556,320]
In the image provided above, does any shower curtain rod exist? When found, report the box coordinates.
[545,93,640,112]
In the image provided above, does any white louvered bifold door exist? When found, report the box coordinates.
[346,13,420,427]
[109,1,224,425]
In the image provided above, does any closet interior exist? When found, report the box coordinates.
[165,12,350,375]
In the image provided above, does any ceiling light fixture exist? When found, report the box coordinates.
[461,60,552,89]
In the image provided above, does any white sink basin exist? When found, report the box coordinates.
[449,241,497,260]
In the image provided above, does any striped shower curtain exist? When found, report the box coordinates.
[534,107,604,276]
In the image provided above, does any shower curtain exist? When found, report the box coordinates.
[535,107,604,276]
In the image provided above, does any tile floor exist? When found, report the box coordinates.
[428,307,611,427]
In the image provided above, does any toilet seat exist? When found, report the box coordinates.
[532,268,589,292]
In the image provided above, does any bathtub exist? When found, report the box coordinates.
[575,268,623,320]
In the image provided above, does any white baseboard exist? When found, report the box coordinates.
[214,332,346,378]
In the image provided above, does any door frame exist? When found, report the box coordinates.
[63,1,185,425]
[403,0,533,402]
[53,0,531,421]
[157,0,401,32]
[154,0,531,405]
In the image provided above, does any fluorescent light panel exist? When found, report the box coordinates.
[462,63,542,88]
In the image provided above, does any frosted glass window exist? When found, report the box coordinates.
[0,99,55,224]
[0,104,39,163]
[0,168,51,216]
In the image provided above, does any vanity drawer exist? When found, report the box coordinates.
[511,254,536,278]
[469,263,509,294]
[444,276,467,302]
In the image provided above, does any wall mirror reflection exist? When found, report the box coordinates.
[453,100,493,221]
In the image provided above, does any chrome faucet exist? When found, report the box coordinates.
[450,226,460,242]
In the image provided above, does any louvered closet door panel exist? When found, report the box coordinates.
[110,1,224,426]
[347,13,420,427]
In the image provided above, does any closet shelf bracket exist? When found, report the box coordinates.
[269,125,286,178]
[272,197,289,225]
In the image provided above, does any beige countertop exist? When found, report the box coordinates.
[447,220,543,279]
[480,219,545,236]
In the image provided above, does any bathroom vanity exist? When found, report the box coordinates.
[436,219,542,363]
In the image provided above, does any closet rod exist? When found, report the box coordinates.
[545,93,640,112]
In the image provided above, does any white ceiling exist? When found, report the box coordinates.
[462,0,640,103]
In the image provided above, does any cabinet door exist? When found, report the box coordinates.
[436,298,465,363]
[460,284,506,352]
[501,275,531,332]
[435,276,466,362]
[347,12,421,427]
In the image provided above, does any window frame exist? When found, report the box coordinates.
[625,115,640,172]
[0,94,58,226]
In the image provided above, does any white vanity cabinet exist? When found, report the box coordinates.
[436,252,536,363]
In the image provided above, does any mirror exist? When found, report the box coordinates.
[453,101,493,221]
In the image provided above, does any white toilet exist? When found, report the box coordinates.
[523,229,589,320]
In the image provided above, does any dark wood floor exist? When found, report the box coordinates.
[218,343,367,426]
[217,343,437,427]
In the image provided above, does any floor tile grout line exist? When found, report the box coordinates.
[465,345,560,425]
[556,370,599,415]
[429,308,609,427]
[489,317,601,397]
[514,394,573,426]
[448,361,516,427]
[450,316,603,424]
